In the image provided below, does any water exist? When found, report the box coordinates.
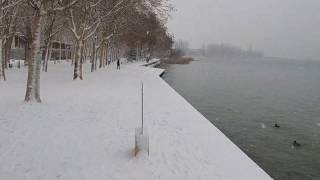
[161,57,320,180]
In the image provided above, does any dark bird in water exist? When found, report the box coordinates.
[274,123,280,128]
[293,140,301,147]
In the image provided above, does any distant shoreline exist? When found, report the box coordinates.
[161,56,194,65]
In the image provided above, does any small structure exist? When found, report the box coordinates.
[135,81,150,156]
[10,35,72,61]
[47,41,72,61]
[11,35,27,60]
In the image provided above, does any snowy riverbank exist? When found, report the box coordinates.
[0,60,272,180]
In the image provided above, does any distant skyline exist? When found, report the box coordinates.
[168,0,320,60]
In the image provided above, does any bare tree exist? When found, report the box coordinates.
[1,0,173,102]
[42,10,65,72]
[0,0,21,80]
[67,0,129,79]
[67,0,101,79]
[24,0,79,102]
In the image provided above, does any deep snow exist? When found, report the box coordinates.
[0,60,272,180]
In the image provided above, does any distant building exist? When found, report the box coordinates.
[11,35,27,60]
[11,35,73,61]
[45,40,72,60]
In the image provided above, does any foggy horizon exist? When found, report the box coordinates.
[168,0,320,60]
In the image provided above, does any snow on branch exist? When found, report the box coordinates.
[52,0,79,12]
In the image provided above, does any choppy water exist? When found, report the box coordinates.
[161,57,320,180]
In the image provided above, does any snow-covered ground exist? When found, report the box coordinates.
[0,60,272,180]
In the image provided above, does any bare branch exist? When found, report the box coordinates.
[52,0,79,12]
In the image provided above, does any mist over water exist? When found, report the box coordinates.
[162,57,320,180]
[168,0,320,60]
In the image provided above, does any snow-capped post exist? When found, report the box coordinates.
[135,81,150,156]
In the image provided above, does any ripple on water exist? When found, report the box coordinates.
[162,57,320,179]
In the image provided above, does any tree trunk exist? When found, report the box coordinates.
[118,48,120,60]
[103,46,106,68]
[82,42,86,63]
[80,44,84,64]
[0,39,6,80]
[110,47,113,62]
[71,44,76,66]
[4,42,8,69]
[114,47,116,62]
[59,37,62,62]
[109,46,111,64]
[94,47,98,70]
[147,46,153,62]
[114,47,116,61]
[4,35,13,68]
[116,47,120,61]
[136,44,139,61]
[105,45,108,66]
[73,41,83,80]
[140,43,143,58]
[24,41,32,66]
[24,24,32,66]
[99,45,104,68]
[83,42,88,63]
[25,12,43,102]
[110,47,113,63]
[80,44,84,78]
[45,44,52,72]
[24,43,28,64]
[42,41,50,71]
[91,42,96,72]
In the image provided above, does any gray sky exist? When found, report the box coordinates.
[168,0,320,59]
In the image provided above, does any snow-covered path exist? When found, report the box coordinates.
[0,61,272,180]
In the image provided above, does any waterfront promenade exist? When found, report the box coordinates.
[0,60,272,180]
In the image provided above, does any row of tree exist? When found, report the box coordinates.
[0,0,174,103]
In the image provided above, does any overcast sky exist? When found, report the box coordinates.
[168,0,320,59]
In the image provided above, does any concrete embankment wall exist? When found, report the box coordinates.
[140,59,273,180]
